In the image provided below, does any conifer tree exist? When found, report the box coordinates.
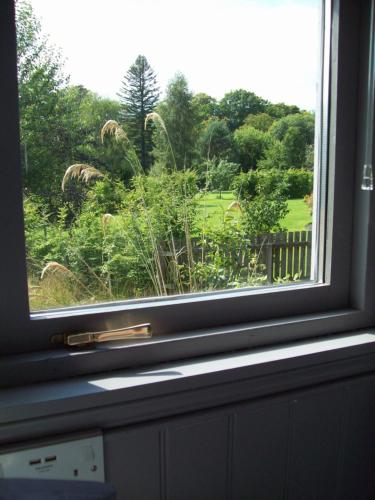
[118,55,159,170]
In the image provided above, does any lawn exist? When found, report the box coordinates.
[281,198,312,232]
[196,191,312,232]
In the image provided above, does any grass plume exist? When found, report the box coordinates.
[145,112,176,170]
[62,163,103,191]
[101,120,129,144]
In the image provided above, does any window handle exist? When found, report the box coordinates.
[52,323,152,347]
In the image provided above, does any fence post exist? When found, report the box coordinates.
[266,235,273,284]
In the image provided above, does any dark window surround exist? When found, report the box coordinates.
[0,0,374,386]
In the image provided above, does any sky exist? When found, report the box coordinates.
[29,0,321,110]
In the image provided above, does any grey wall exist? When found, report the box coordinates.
[2,337,375,500]
[104,374,375,500]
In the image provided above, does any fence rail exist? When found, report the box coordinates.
[221,231,312,283]
[254,231,312,283]
[163,231,313,284]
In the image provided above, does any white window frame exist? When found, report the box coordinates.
[0,0,374,385]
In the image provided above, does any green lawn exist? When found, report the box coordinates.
[281,198,312,232]
[196,191,312,232]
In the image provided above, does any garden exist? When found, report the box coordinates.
[17,1,315,310]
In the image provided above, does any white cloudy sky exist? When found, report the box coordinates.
[29,0,321,110]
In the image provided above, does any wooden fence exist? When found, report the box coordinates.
[183,230,313,284]
[238,231,313,283]
[159,231,312,286]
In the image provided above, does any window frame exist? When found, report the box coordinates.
[0,0,374,381]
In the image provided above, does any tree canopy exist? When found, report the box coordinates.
[219,89,268,131]
[153,73,198,170]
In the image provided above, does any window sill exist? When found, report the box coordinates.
[1,307,372,388]
[0,330,375,445]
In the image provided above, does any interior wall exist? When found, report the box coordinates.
[103,373,375,500]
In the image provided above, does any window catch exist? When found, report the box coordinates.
[361,163,374,191]
[51,323,152,347]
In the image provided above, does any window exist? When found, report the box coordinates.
[0,0,374,383]
[19,0,320,312]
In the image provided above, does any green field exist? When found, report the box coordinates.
[281,198,312,231]
[197,191,311,232]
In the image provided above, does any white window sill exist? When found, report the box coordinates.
[0,331,375,437]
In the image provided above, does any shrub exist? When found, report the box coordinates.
[241,190,289,235]
[256,169,289,197]
[231,171,258,200]
[233,125,271,170]
[284,169,313,198]
[232,168,313,201]
[206,159,239,196]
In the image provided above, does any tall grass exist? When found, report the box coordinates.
[31,116,266,310]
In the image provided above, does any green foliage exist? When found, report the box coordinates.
[231,171,258,199]
[153,73,198,169]
[233,125,271,170]
[232,168,312,200]
[85,179,128,215]
[219,89,267,131]
[198,119,235,161]
[270,112,315,168]
[257,140,289,170]
[219,89,268,131]
[19,3,314,308]
[192,93,218,123]
[17,0,68,207]
[256,169,289,197]
[16,2,130,216]
[206,160,239,196]
[241,187,289,235]
[265,102,301,119]
[244,113,274,131]
[284,169,313,198]
[118,55,160,170]
[270,112,314,143]
[24,196,70,273]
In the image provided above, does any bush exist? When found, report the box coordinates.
[206,159,239,195]
[284,169,313,198]
[231,171,258,199]
[241,192,289,235]
[233,125,271,170]
[256,169,289,197]
[231,168,313,200]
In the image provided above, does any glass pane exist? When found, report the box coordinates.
[16,0,322,311]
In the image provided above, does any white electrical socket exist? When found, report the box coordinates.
[0,432,105,482]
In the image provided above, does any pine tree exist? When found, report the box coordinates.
[118,55,159,170]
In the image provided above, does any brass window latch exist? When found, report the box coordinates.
[51,323,152,347]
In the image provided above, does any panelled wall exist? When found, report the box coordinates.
[105,374,375,500]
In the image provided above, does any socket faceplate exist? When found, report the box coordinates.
[0,434,104,482]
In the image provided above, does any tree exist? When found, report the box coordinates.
[118,55,159,170]
[192,93,218,123]
[219,89,268,131]
[241,173,289,235]
[59,87,133,186]
[270,112,315,168]
[206,159,239,198]
[257,140,289,170]
[152,73,198,170]
[270,112,315,143]
[265,102,301,119]
[16,0,69,210]
[283,126,308,167]
[233,125,270,170]
[198,119,235,161]
[244,113,274,132]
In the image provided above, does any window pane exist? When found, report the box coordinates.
[16,0,322,311]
